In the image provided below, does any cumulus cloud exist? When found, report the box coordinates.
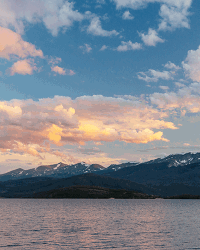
[0,26,75,76]
[139,28,164,46]
[150,82,200,114]
[51,66,66,75]
[9,59,37,75]
[117,41,142,51]
[0,27,43,60]
[87,16,119,36]
[158,3,191,31]
[113,0,192,31]
[164,61,181,70]
[122,10,134,20]
[0,0,84,36]
[182,45,200,82]
[0,95,178,159]
[138,69,173,82]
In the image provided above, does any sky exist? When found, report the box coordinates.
[1,0,200,173]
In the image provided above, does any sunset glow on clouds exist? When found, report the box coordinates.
[0,0,200,172]
[0,95,177,158]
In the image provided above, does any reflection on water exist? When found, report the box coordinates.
[0,199,200,249]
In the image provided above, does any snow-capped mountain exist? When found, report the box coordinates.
[0,162,105,181]
[145,152,200,167]
[1,152,200,184]
[106,152,200,186]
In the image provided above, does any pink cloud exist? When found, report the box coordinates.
[51,66,75,76]
[0,95,178,159]
[0,26,43,60]
[9,59,36,75]
[51,66,66,75]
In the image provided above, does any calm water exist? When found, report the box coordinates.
[0,199,200,249]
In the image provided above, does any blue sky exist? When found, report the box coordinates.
[1,0,200,173]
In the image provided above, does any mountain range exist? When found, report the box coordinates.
[1,152,200,197]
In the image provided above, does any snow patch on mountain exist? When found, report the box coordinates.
[54,163,61,170]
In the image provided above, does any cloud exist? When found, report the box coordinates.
[0,26,75,76]
[113,0,192,31]
[117,41,142,51]
[87,16,119,36]
[51,66,65,75]
[0,26,43,60]
[0,95,178,159]
[159,85,169,90]
[48,57,75,76]
[78,147,103,155]
[100,45,108,51]
[0,0,84,36]
[122,10,134,20]
[139,28,164,46]
[51,66,75,76]
[175,82,185,88]
[96,0,106,4]
[150,82,200,113]
[164,61,181,70]
[79,44,92,53]
[138,69,173,82]
[182,45,200,82]
[9,59,37,75]
[158,3,191,31]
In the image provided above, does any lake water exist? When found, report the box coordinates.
[0,199,200,249]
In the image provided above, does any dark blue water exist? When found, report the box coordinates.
[0,199,200,249]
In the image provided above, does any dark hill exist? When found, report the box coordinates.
[0,173,157,198]
[34,185,157,199]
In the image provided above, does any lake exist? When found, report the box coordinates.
[0,199,200,249]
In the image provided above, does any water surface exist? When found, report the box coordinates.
[0,199,200,249]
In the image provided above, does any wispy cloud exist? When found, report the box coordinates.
[79,44,92,53]
[138,69,173,82]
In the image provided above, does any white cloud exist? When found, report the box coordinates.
[87,16,119,37]
[139,28,164,46]
[158,3,191,31]
[182,45,200,82]
[122,11,134,20]
[113,0,192,31]
[164,61,181,70]
[0,0,84,36]
[113,0,192,10]
[175,82,185,88]
[96,0,106,4]
[117,41,142,51]
[100,45,108,51]
[159,85,169,90]
[138,69,173,82]
[79,44,92,54]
